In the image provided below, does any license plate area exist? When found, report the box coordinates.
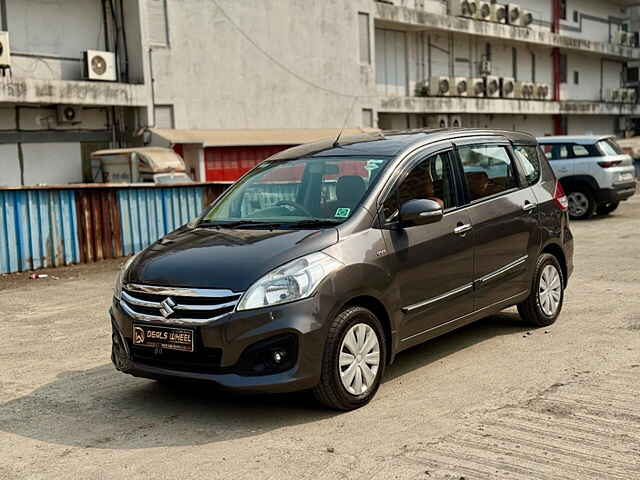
[133,324,194,352]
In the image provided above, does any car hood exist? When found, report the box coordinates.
[126,226,339,292]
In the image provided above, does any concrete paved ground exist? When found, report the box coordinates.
[1,196,639,479]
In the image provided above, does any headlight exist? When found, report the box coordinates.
[237,252,343,311]
[114,253,139,300]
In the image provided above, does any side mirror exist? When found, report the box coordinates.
[399,199,443,228]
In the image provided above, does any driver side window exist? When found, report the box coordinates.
[382,151,455,223]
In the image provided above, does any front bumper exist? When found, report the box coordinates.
[110,294,329,393]
[597,181,636,203]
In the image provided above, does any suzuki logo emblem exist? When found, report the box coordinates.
[159,297,176,318]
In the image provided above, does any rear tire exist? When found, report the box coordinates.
[313,306,386,411]
[596,201,619,215]
[517,253,564,327]
[567,188,595,220]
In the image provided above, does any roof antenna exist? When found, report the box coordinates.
[333,96,358,148]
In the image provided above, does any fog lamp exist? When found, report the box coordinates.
[272,349,286,364]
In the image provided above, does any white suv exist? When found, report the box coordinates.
[537,135,637,219]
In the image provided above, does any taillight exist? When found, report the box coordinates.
[598,160,622,168]
[554,182,568,211]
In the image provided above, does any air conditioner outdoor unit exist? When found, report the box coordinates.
[628,88,638,103]
[614,31,630,46]
[415,80,429,97]
[490,3,507,23]
[535,83,551,100]
[500,77,516,98]
[83,49,117,82]
[454,77,469,96]
[506,3,520,25]
[484,75,500,97]
[57,105,82,124]
[470,77,486,97]
[450,115,463,128]
[429,76,452,96]
[520,9,534,27]
[607,88,622,102]
[451,0,477,18]
[476,1,491,20]
[621,88,631,103]
[436,115,449,128]
[515,81,534,99]
[0,32,11,68]
[479,59,492,75]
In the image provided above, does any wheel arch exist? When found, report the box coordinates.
[541,242,568,286]
[559,175,598,194]
[341,295,394,366]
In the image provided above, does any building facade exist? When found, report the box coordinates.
[0,0,639,187]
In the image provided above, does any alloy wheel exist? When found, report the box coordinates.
[538,264,562,316]
[338,323,380,395]
[567,192,589,218]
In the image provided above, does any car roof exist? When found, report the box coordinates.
[268,128,537,161]
[536,135,614,145]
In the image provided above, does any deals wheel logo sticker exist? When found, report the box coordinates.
[134,327,145,344]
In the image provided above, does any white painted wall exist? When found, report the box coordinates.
[377,112,617,136]
[21,143,82,186]
[567,115,616,134]
[4,0,105,81]
[0,145,21,186]
[149,0,375,129]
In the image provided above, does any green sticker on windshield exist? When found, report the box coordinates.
[335,207,351,218]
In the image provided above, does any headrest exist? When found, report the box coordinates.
[336,175,366,204]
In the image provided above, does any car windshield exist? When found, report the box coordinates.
[200,156,391,227]
[154,173,192,184]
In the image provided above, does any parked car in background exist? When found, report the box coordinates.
[110,128,573,410]
[537,136,636,219]
[615,136,640,179]
[91,147,193,184]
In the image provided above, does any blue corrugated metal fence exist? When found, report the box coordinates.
[0,184,226,274]
[0,189,80,273]
[118,187,205,256]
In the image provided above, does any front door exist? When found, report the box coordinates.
[455,141,539,310]
[379,148,475,344]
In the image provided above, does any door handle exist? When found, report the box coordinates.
[522,201,536,212]
[454,223,472,235]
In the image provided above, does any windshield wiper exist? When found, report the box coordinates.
[198,220,282,229]
[276,219,342,227]
[198,219,341,229]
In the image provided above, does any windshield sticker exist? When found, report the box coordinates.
[364,159,385,171]
[334,207,351,218]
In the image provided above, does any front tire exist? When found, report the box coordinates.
[597,201,619,215]
[313,306,386,411]
[517,253,564,327]
[567,188,595,220]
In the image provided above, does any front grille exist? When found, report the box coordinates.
[120,283,243,325]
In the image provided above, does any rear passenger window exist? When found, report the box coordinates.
[513,145,540,186]
[458,145,518,201]
[572,145,590,157]
[540,143,570,160]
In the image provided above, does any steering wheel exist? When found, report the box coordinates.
[275,200,314,217]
